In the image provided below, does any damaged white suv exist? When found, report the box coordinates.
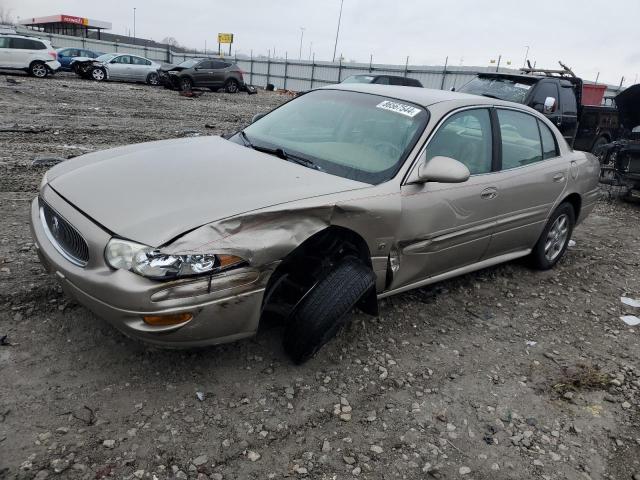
[0,34,60,77]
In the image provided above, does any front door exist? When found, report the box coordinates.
[393,108,499,289]
[192,60,215,86]
[107,55,131,80]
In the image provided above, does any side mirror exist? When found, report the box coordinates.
[543,96,556,114]
[251,112,266,123]
[407,155,470,184]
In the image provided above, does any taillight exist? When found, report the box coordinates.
[48,51,57,61]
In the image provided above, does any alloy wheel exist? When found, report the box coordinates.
[544,213,569,262]
[32,63,47,78]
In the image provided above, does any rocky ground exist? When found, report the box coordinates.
[1,73,640,480]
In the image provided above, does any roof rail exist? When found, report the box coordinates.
[520,60,577,78]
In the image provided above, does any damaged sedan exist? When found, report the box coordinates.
[30,85,600,363]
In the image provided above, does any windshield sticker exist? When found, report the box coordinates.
[376,100,422,117]
[514,83,532,90]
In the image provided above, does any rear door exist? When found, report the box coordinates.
[210,60,230,87]
[8,37,40,68]
[482,108,568,258]
[394,107,498,288]
[129,55,152,81]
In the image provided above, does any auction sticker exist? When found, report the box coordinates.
[376,100,422,117]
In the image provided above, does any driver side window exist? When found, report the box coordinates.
[425,109,493,175]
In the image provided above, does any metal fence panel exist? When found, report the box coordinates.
[15,26,622,97]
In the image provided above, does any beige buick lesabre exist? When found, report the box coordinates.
[31,84,600,363]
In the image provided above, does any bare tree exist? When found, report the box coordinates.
[0,6,15,25]
[161,37,181,48]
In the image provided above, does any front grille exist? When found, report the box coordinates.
[40,200,89,267]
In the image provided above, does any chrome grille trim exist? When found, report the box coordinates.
[39,199,89,267]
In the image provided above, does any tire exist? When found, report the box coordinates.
[180,77,193,92]
[29,61,48,78]
[225,79,239,94]
[283,258,376,364]
[529,203,575,270]
[146,72,160,86]
[91,67,106,81]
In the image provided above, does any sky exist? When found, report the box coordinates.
[3,0,639,86]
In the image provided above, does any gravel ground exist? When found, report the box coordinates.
[1,73,640,480]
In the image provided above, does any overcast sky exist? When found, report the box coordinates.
[4,0,639,85]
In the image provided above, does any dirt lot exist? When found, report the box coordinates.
[1,73,640,480]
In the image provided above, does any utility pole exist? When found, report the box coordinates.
[523,45,529,68]
[133,7,136,44]
[496,54,501,72]
[299,27,305,60]
[332,0,344,62]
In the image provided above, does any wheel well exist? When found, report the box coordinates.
[562,193,581,219]
[261,226,376,320]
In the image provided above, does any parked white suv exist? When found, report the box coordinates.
[0,34,61,77]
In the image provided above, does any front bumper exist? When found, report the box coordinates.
[30,186,269,347]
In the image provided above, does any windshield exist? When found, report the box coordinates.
[342,75,375,84]
[178,59,201,68]
[96,53,117,63]
[236,89,428,184]
[459,76,536,103]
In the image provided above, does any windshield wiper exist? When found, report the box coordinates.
[238,131,323,171]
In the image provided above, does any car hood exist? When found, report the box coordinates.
[47,136,369,247]
[616,83,640,130]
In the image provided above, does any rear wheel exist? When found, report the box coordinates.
[180,77,193,92]
[530,203,575,270]
[91,67,106,81]
[30,61,48,78]
[283,258,375,364]
[146,72,159,86]
[225,79,239,93]
[591,136,609,161]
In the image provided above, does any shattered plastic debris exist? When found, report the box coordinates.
[526,340,537,347]
[31,155,65,166]
[621,297,640,308]
[196,391,205,402]
[568,240,576,247]
[620,315,640,326]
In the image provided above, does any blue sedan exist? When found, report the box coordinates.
[56,48,104,71]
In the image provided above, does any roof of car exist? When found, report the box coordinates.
[321,83,517,108]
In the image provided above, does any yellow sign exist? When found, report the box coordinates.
[218,33,234,44]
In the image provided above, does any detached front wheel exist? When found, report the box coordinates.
[283,258,376,364]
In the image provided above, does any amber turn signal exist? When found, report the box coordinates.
[142,312,193,326]
[217,254,244,269]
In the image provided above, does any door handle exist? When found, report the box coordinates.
[553,173,565,182]
[480,187,498,200]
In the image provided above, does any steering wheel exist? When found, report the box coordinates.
[373,141,402,158]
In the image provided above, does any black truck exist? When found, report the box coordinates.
[458,65,618,154]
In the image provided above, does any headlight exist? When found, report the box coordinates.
[104,238,244,280]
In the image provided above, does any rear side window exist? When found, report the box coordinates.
[560,85,578,116]
[388,77,404,86]
[374,76,390,85]
[539,121,558,159]
[425,108,493,175]
[131,56,151,65]
[498,109,543,169]
[405,78,422,87]
[10,38,46,50]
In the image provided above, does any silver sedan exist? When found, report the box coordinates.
[87,53,161,85]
